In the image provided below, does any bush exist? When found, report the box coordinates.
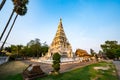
[52,53,61,72]
[52,63,60,72]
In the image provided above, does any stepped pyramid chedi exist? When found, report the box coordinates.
[46,19,73,58]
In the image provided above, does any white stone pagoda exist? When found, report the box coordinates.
[46,19,73,58]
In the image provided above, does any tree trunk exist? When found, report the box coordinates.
[0,10,14,41]
[0,0,6,11]
[0,14,18,52]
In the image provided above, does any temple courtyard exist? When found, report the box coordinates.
[0,60,119,80]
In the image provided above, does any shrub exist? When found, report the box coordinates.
[52,53,61,72]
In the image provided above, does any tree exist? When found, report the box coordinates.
[16,45,23,57]
[90,49,96,57]
[0,0,6,11]
[113,44,120,60]
[97,50,102,58]
[0,0,29,52]
[20,46,30,57]
[40,42,49,56]
[34,38,41,57]
[4,46,12,53]
[101,40,120,59]
[26,39,49,57]
[8,45,18,59]
[52,53,61,74]
[0,8,14,41]
[27,38,41,57]
[90,49,98,61]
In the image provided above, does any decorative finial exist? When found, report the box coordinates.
[60,18,62,22]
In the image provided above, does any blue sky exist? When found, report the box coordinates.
[0,0,120,53]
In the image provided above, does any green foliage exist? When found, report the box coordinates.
[4,46,12,52]
[90,49,96,56]
[4,45,24,60]
[52,63,60,72]
[27,38,41,57]
[26,39,49,57]
[52,53,61,72]
[12,0,29,15]
[53,53,61,60]
[94,54,98,61]
[101,40,120,59]
[90,49,98,61]
[3,38,49,58]
[40,42,49,56]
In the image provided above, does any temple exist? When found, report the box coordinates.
[46,19,73,58]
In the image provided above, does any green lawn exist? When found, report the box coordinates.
[0,61,118,80]
[36,61,118,80]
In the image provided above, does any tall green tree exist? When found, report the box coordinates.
[34,38,41,57]
[20,46,30,57]
[40,42,49,56]
[16,45,23,57]
[27,38,41,57]
[0,0,28,52]
[10,45,18,55]
[0,0,6,11]
[101,40,120,59]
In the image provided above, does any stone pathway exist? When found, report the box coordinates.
[23,60,96,74]
[113,61,120,80]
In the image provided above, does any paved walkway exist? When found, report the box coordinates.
[113,61,120,80]
[23,60,96,74]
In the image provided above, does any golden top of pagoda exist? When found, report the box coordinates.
[57,18,63,29]
[60,18,62,22]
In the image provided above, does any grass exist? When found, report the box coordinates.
[36,61,118,80]
[0,61,118,80]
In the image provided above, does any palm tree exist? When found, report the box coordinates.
[0,0,28,52]
[0,0,28,41]
[0,10,14,41]
[0,0,6,11]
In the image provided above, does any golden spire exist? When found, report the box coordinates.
[60,18,62,23]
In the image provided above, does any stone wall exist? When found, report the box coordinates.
[0,56,9,65]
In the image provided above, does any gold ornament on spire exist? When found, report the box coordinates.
[60,18,62,22]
